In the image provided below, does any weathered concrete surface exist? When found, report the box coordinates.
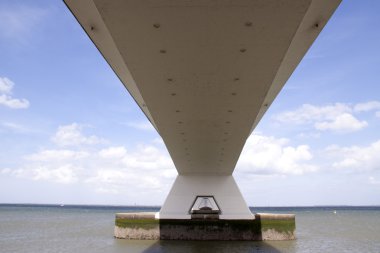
[114,212,295,241]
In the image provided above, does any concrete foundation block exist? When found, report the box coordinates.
[114,212,295,241]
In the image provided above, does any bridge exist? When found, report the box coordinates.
[64,0,341,240]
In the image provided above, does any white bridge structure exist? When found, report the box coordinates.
[65,0,340,220]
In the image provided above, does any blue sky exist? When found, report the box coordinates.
[0,0,379,206]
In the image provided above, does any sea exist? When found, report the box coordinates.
[0,205,379,253]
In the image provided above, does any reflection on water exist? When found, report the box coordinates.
[114,239,295,253]
[149,240,294,253]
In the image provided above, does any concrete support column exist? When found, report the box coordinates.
[159,174,253,220]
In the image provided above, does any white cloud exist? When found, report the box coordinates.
[2,123,176,198]
[1,168,12,175]
[297,132,321,139]
[354,101,380,112]
[0,95,30,109]
[376,111,380,118]
[25,150,89,162]
[236,133,318,175]
[369,176,380,185]
[274,102,373,133]
[86,169,130,184]
[31,165,79,184]
[275,103,351,124]
[0,77,13,94]
[52,123,105,146]
[98,146,127,159]
[83,143,176,194]
[314,113,367,132]
[325,140,380,172]
[121,144,173,171]
[95,187,119,194]
[0,77,29,109]
[126,121,155,131]
[2,165,79,184]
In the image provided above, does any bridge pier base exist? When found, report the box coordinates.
[114,212,296,240]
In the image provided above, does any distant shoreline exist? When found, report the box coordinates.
[1,203,379,210]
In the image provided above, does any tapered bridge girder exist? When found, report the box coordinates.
[64,0,341,175]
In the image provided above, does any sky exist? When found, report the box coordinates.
[0,1,379,206]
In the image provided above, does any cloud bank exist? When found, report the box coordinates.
[273,102,380,133]
[2,120,380,200]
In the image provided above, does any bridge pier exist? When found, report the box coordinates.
[114,212,296,240]
[159,175,252,220]
[114,175,296,241]
[64,0,341,241]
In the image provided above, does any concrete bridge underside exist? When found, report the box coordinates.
[65,0,340,219]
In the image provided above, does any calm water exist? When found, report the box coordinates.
[0,205,379,253]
